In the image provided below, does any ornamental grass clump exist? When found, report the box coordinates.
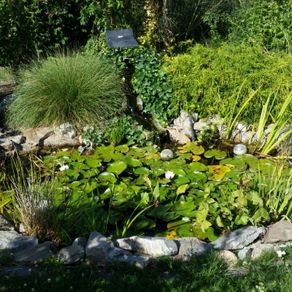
[0,67,14,84]
[8,54,125,129]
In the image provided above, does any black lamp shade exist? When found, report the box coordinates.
[105,29,138,49]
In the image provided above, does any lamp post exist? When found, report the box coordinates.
[105,28,139,114]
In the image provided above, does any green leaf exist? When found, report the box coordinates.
[188,162,209,172]
[85,157,101,168]
[133,167,150,175]
[153,183,160,199]
[107,161,127,175]
[98,172,117,183]
[204,149,227,160]
[252,208,270,223]
[176,184,189,195]
[216,216,224,228]
[174,176,190,186]
[115,144,129,153]
[178,142,205,155]
[234,213,250,225]
[125,156,142,168]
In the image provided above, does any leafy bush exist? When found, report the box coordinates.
[0,0,88,67]
[8,54,125,129]
[82,115,146,147]
[97,46,174,123]
[163,43,292,124]
[228,0,292,53]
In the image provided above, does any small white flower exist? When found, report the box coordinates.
[59,164,69,171]
[165,171,175,179]
[182,217,190,222]
[276,250,286,258]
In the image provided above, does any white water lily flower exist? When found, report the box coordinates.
[165,171,175,179]
[59,164,69,171]
[276,250,286,258]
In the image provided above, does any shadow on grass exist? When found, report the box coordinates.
[0,249,291,292]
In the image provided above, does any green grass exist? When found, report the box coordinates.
[7,53,125,130]
[0,248,291,292]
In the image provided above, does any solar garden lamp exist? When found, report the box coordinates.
[105,28,139,114]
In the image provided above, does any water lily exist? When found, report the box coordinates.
[59,164,69,171]
[165,171,175,179]
[276,250,286,258]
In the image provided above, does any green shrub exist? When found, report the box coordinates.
[8,54,125,129]
[228,0,292,53]
[163,43,292,124]
[0,0,88,67]
[81,115,146,147]
[97,45,174,123]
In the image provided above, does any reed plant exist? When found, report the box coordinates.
[253,162,292,221]
[7,156,61,241]
[8,53,125,129]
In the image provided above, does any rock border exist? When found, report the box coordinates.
[1,219,291,272]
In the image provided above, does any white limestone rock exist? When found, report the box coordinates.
[116,236,178,258]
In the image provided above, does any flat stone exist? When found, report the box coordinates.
[173,237,212,261]
[263,221,292,243]
[22,127,80,151]
[0,215,14,231]
[85,231,114,263]
[212,226,266,250]
[116,236,178,257]
[217,250,238,266]
[58,243,85,265]
[13,241,54,262]
[0,230,38,251]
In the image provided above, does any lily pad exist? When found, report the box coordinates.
[133,167,150,175]
[125,156,142,168]
[98,172,117,183]
[85,157,101,168]
[178,142,205,155]
[189,162,209,172]
[208,165,232,181]
[115,144,129,153]
[107,161,127,175]
[191,155,201,162]
[204,149,227,160]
